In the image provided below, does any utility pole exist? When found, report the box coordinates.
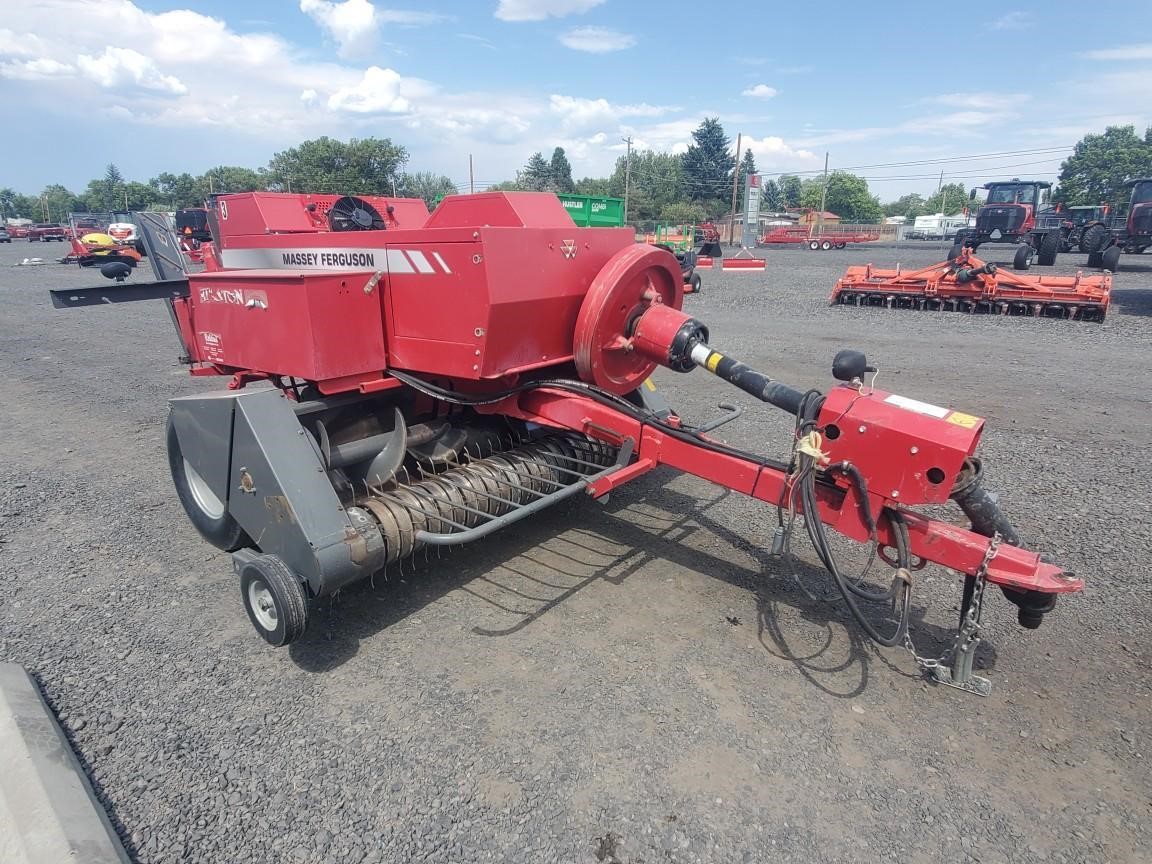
[728,132,742,245]
[622,136,633,224]
[817,151,829,237]
[41,195,49,221]
[469,154,475,194]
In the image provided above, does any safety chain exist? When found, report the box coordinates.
[903,532,1002,673]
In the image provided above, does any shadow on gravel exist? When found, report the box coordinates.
[1111,287,1152,316]
[287,472,994,695]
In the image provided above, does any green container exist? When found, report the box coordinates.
[557,194,625,228]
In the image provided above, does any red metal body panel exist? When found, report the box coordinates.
[817,385,982,505]
[185,270,387,381]
[721,258,766,270]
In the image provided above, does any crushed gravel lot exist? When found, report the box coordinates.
[1,238,1150,863]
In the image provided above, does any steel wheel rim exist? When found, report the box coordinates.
[248,578,279,632]
[183,459,225,519]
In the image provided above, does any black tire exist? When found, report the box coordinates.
[1036,230,1060,266]
[1086,250,1104,268]
[953,230,967,248]
[808,240,820,250]
[238,554,309,646]
[835,242,846,249]
[820,240,833,250]
[688,272,701,294]
[1080,224,1110,255]
[167,414,250,551]
[947,243,963,261]
[1013,245,1032,270]
[1101,245,1122,272]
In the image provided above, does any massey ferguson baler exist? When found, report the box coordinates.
[51,191,1082,696]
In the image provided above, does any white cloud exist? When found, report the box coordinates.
[991,11,1031,29]
[327,66,411,113]
[299,0,450,58]
[929,92,1030,110]
[742,84,777,99]
[559,27,635,53]
[1079,43,1152,61]
[300,88,318,104]
[742,135,821,171]
[549,94,672,132]
[76,47,186,94]
[495,0,605,22]
[0,58,75,80]
[0,28,49,58]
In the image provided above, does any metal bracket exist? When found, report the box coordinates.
[694,402,744,434]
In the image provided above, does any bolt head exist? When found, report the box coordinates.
[858,425,867,433]
[910,446,919,454]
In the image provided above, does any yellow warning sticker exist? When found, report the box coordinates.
[643,378,656,391]
[706,352,723,373]
[946,411,980,428]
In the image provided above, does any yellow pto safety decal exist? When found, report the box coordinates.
[643,378,656,391]
[706,352,723,373]
[946,411,980,428]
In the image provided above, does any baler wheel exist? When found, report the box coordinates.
[167,416,250,551]
[238,554,309,646]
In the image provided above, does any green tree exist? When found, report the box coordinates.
[574,176,612,196]
[607,150,685,221]
[521,152,553,191]
[738,148,757,187]
[800,171,882,223]
[777,174,803,209]
[397,172,458,208]
[38,184,85,222]
[549,147,575,193]
[1055,125,1152,206]
[151,172,202,208]
[760,178,782,211]
[883,192,927,219]
[0,187,37,220]
[924,183,968,215]
[201,166,265,195]
[486,179,522,192]
[682,118,735,206]
[659,201,707,224]
[123,181,159,211]
[85,164,125,211]
[265,136,408,195]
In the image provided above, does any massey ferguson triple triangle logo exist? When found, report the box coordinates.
[560,239,577,259]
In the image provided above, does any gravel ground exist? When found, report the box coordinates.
[1,238,1150,863]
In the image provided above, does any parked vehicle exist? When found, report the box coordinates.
[953,180,1062,269]
[0,227,10,243]
[1083,177,1152,271]
[906,214,969,241]
[27,223,67,242]
[758,225,880,249]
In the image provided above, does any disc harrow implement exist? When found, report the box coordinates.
[830,250,1112,321]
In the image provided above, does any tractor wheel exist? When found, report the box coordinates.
[687,272,701,294]
[1086,250,1104,268]
[238,554,309,647]
[167,415,250,551]
[1080,224,1110,255]
[808,240,820,250]
[1036,230,1060,266]
[1101,245,1122,272]
[820,240,833,250]
[953,230,967,248]
[947,243,963,261]
[1013,245,1032,270]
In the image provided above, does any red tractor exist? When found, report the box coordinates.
[953,179,1062,270]
[1082,178,1152,271]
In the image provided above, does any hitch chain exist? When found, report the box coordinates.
[903,533,1001,674]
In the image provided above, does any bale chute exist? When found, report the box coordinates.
[830,250,1112,322]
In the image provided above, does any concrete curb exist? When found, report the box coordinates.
[0,663,131,864]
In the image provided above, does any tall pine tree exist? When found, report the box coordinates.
[549,147,574,193]
[682,118,735,209]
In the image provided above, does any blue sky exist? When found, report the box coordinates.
[2,0,1150,200]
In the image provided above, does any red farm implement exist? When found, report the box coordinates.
[830,249,1112,321]
[759,225,880,250]
[50,191,1082,696]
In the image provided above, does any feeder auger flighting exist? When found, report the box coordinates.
[51,191,1082,695]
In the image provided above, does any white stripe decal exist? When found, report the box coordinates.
[406,250,435,274]
[216,246,449,274]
